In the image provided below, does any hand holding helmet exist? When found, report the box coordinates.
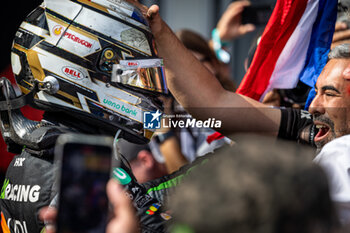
[10,0,168,144]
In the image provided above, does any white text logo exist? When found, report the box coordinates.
[162,118,222,129]
[4,183,41,203]
[7,218,28,233]
[13,158,25,167]
[62,67,85,80]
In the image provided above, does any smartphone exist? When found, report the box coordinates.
[54,134,114,233]
[242,5,273,26]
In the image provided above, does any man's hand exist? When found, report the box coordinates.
[125,0,164,38]
[125,0,281,135]
[332,21,350,49]
[107,180,140,233]
[39,207,57,233]
[216,1,256,41]
[146,5,168,39]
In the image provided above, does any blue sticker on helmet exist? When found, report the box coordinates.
[131,10,148,26]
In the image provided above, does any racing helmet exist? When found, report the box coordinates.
[11,0,167,144]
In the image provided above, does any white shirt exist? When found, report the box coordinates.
[314,135,350,225]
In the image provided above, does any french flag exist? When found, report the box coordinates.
[236,0,337,105]
[207,0,337,145]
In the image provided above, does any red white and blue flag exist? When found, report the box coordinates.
[236,0,337,107]
[207,0,337,144]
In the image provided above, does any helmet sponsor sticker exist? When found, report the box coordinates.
[53,25,64,36]
[101,96,143,122]
[119,59,164,69]
[52,25,93,49]
[49,22,101,57]
[62,66,86,80]
[63,31,93,48]
[125,61,139,67]
[58,28,100,56]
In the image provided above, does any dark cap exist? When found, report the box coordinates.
[117,139,151,162]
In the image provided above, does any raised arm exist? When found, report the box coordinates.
[145,5,281,136]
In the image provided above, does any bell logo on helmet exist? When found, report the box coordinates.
[62,67,85,80]
[53,25,64,36]
[127,61,139,67]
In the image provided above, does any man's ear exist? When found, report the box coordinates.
[137,150,155,168]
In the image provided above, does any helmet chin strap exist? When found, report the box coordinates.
[0,77,41,152]
[0,76,59,112]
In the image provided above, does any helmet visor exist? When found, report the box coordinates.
[112,59,168,94]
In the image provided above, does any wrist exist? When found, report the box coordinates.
[212,28,230,46]
[216,27,230,43]
[154,130,176,145]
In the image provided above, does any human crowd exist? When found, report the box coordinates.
[1,0,350,233]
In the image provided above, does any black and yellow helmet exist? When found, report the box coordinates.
[11,0,167,144]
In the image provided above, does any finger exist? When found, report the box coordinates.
[331,39,350,49]
[147,5,160,20]
[335,22,348,31]
[44,224,56,233]
[39,207,57,222]
[39,207,49,221]
[224,0,250,18]
[228,3,246,15]
[228,0,251,10]
[239,24,256,34]
[107,180,135,216]
[239,0,252,8]
[107,180,124,207]
[106,180,138,233]
[106,219,119,233]
[332,30,350,43]
[39,207,57,233]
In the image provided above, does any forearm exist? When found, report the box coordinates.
[152,19,226,109]
[159,136,188,173]
[148,6,281,135]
